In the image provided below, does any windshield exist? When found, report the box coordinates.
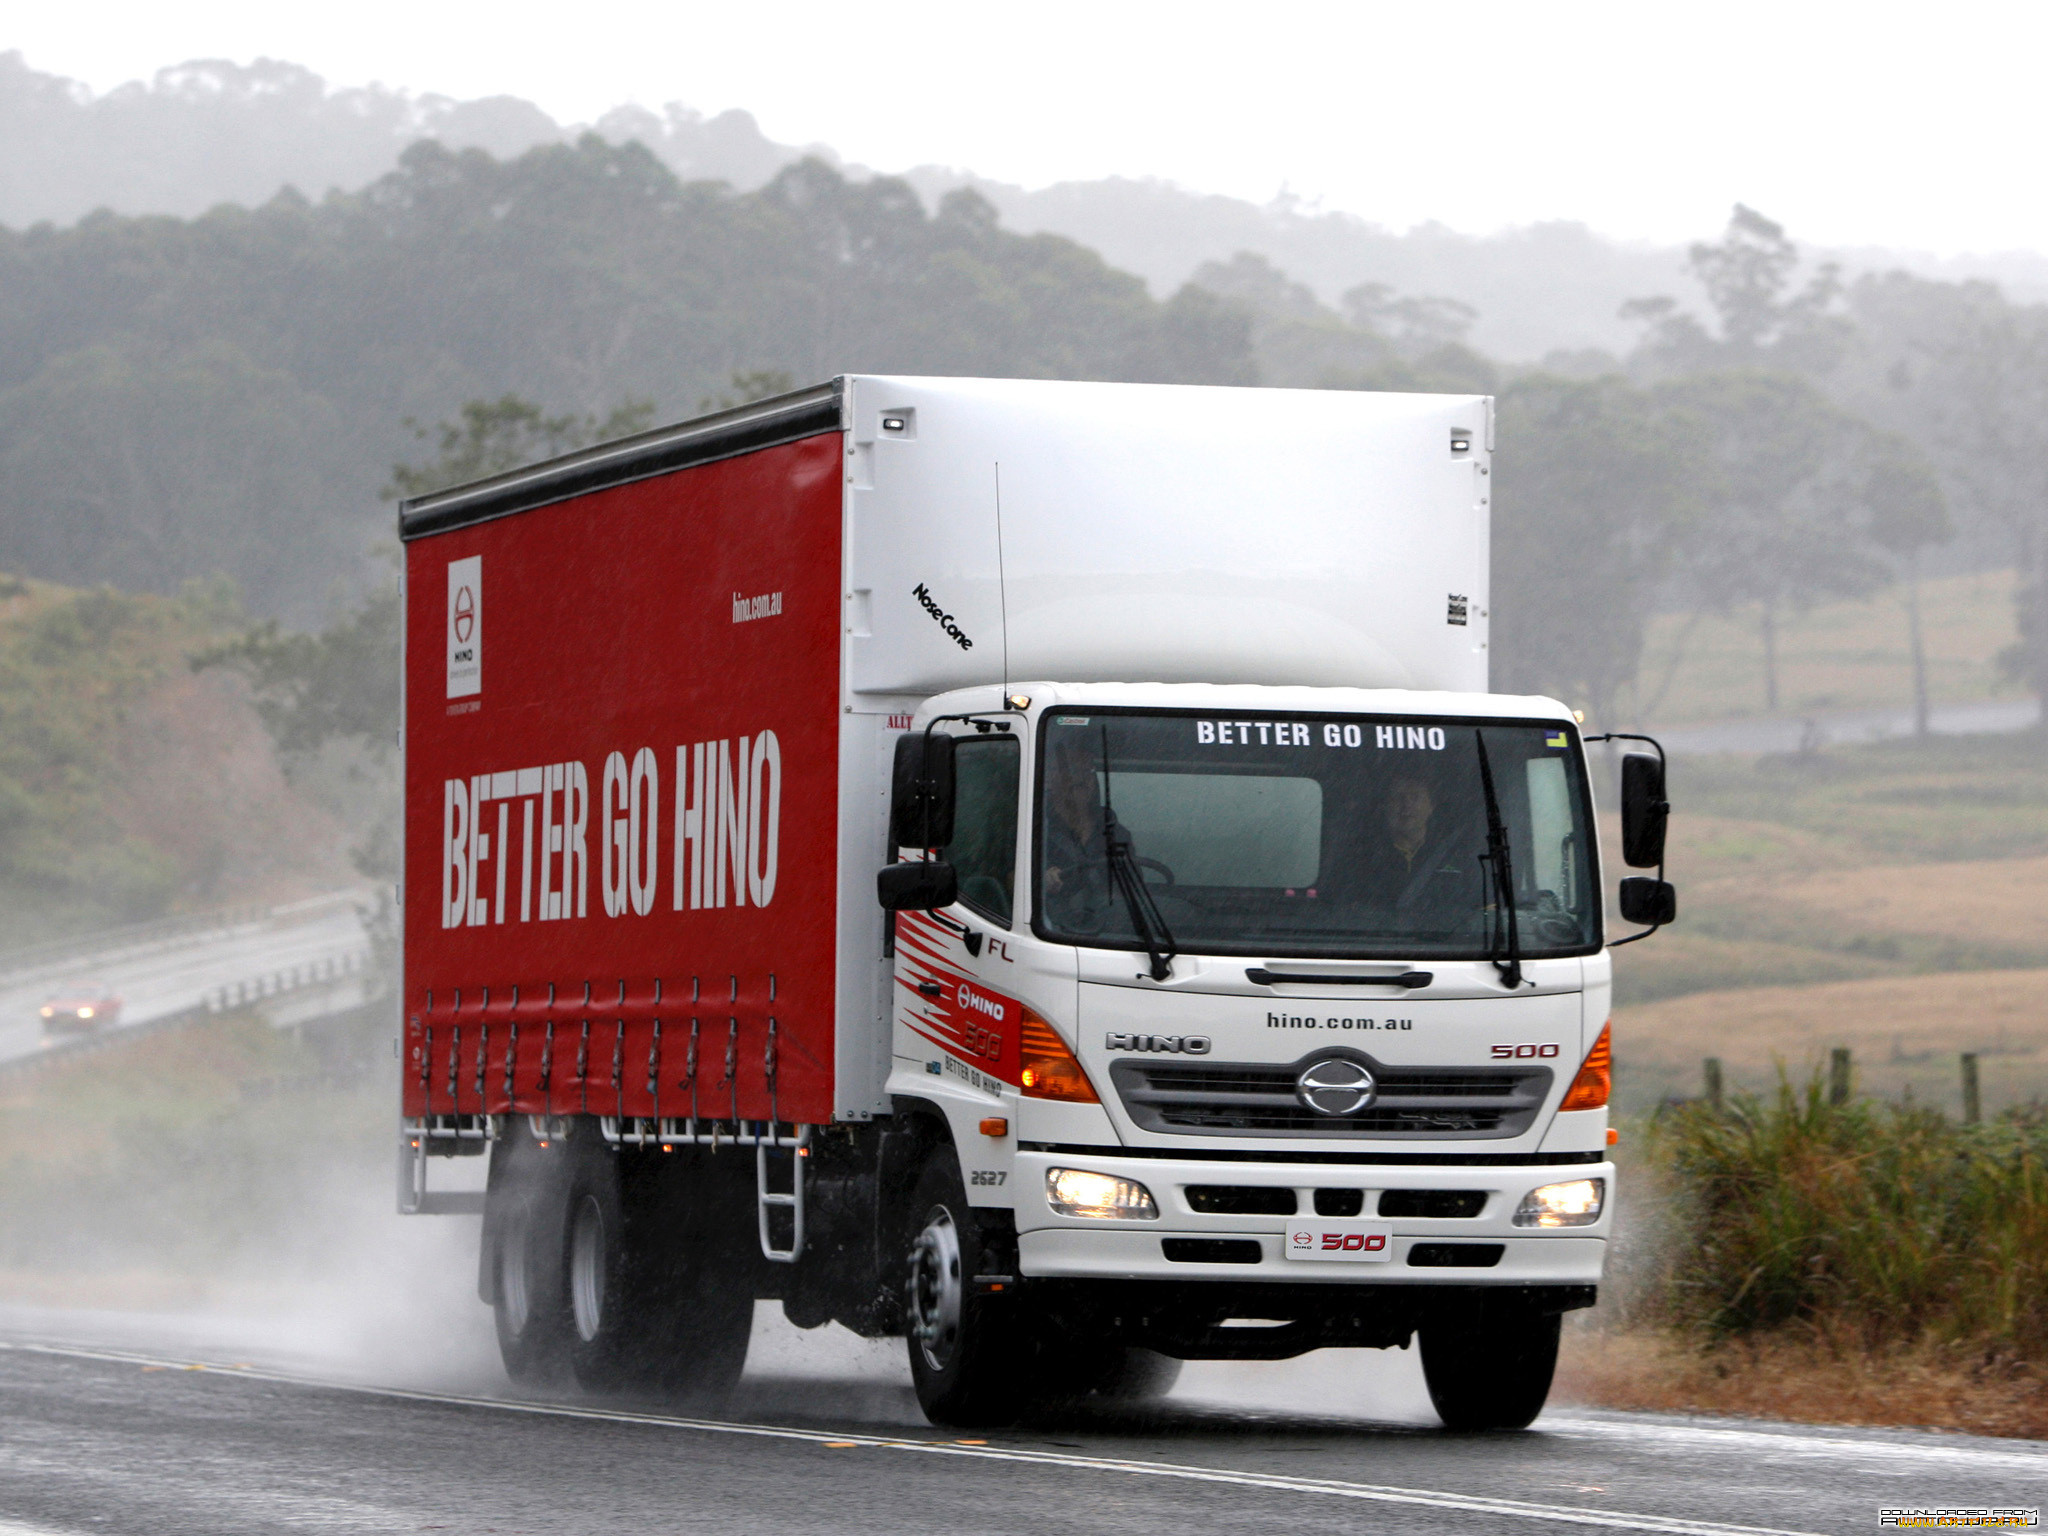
[1034,710,1599,960]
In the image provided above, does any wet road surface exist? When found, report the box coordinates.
[0,1326,2037,1536]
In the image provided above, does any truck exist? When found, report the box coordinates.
[396,375,1676,1431]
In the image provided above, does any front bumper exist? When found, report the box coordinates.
[1013,1149,1612,1286]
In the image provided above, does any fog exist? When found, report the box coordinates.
[2,7,2045,1456]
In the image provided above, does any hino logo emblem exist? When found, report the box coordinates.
[1106,1032,1210,1055]
[1296,1057,1376,1116]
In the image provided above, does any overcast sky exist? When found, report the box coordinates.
[9,0,2035,255]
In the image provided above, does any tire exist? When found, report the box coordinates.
[564,1139,755,1404]
[632,1151,755,1407]
[487,1121,573,1387]
[903,1151,1024,1428]
[564,1143,633,1393]
[1419,1296,1560,1431]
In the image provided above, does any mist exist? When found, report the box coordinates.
[2,19,2047,1473]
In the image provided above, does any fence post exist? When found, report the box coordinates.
[1828,1047,1852,1107]
[1703,1057,1724,1111]
[1961,1052,1981,1126]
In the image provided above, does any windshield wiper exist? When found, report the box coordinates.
[1473,730,1525,989]
[1101,730,1177,981]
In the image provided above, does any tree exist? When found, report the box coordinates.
[1624,204,1851,377]
[0,338,353,618]
[386,395,654,501]
[1861,441,1951,736]
[0,138,1258,619]
[1490,374,1703,726]
[1655,372,1892,713]
[1831,273,2048,718]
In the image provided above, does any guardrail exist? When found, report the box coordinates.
[0,946,379,1082]
[205,948,370,1012]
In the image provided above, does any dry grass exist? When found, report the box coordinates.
[1612,968,2048,1112]
[1769,857,2048,950]
[1556,1327,2048,1440]
[1634,568,2019,726]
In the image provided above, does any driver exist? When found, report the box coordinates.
[1040,736,1115,929]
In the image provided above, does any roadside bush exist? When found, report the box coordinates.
[1641,1077,2048,1356]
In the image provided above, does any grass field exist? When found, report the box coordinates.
[1611,732,2048,1010]
[1630,568,2019,726]
[1611,968,2048,1113]
[1610,727,2048,1105]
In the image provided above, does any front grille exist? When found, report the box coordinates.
[1314,1188,1365,1216]
[1186,1184,1298,1216]
[1110,1053,1550,1140]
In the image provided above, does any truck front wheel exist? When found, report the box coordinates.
[1418,1296,1560,1431]
[904,1152,1022,1427]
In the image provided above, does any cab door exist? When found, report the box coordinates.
[892,728,1026,1098]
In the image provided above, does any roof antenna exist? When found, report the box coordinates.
[995,461,1016,711]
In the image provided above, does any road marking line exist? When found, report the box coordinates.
[1,1339,1823,1536]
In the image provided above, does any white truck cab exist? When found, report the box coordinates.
[882,679,1645,1426]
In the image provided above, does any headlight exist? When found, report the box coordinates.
[77,1007,93,1018]
[39,1007,52,1017]
[1045,1167,1158,1220]
[1513,1177,1605,1228]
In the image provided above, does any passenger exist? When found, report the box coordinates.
[1359,771,1471,911]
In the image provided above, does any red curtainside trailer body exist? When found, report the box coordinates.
[402,427,845,1131]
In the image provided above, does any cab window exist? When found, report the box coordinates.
[945,736,1020,926]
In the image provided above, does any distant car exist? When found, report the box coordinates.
[39,981,122,1034]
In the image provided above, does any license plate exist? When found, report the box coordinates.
[1285,1223,1395,1262]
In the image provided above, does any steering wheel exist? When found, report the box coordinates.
[1137,856,1177,886]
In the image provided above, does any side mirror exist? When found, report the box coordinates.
[890,731,956,849]
[1620,752,1668,868]
[878,860,958,912]
[1618,876,1676,927]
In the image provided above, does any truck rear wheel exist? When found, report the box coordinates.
[563,1141,754,1404]
[904,1152,1023,1428]
[1418,1297,1560,1431]
[489,1124,573,1386]
[564,1145,635,1393]
[628,1154,754,1406]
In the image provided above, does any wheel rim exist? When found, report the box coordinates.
[500,1209,531,1336]
[571,1195,606,1343]
[906,1206,963,1371]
